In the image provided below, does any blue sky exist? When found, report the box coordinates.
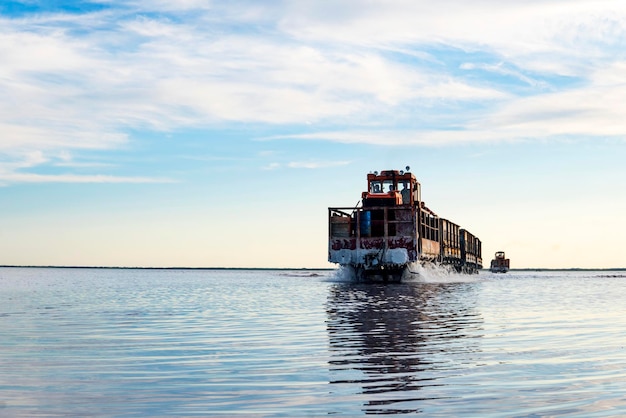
[1,0,625,268]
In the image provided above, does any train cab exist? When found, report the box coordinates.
[361,167,421,207]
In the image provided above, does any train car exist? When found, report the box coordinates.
[460,229,483,273]
[328,168,482,282]
[440,218,462,269]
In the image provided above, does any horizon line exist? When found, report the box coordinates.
[0,265,625,272]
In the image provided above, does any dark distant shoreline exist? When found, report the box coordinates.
[0,265,335,271]
[0,265,624,271]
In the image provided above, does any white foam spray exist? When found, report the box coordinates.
[330,265,358,282]
[404,262,483,284]
[329,263,484,284]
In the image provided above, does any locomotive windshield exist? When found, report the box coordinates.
[370,179,397,193]
[383,180,395,192]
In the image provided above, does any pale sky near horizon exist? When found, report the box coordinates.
[1,0,625,269]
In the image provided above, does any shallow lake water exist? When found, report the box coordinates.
[1,267,626,416]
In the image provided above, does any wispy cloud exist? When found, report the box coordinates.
[0,172,174,185]
[262,160,351,170]
[1,1,626,183]
[287,160,351,169]
[0,150,171,185]
[261,162,281,171]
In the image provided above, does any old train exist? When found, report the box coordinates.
[490,251,510,273]
[328,167,482,282]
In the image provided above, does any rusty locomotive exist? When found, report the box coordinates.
[490,251,510,273]
[328,167,482,282]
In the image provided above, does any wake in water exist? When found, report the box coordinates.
[278,271,324,278]
[331,263,483,284]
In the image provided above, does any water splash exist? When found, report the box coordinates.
[329,265,357,282]
[405,262,483,284]
[329,264,484,284]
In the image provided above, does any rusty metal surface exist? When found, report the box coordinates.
[330,237,416,252]
[420,238,440,260]
[330,238,356,251]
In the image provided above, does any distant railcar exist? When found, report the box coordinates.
[490,251,510,273]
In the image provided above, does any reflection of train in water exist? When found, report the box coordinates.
[326,282,483,414]
[328,168,482,282]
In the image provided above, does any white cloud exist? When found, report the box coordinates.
[1,1,626,182]
[262,59,626,146]
[262,160,351,170]
[460,62,547,89]
[0,150,171,185]
[262,162,281,171]
[287,160,351,169]
[1,6,507,149]
[260,130,483,146]
[0,172,174,185]
[279,1,626,64]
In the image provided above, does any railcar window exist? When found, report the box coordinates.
[419,212,440,242]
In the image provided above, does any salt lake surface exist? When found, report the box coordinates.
[1,267,626,416]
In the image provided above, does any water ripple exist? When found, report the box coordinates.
[2,268,626,416]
